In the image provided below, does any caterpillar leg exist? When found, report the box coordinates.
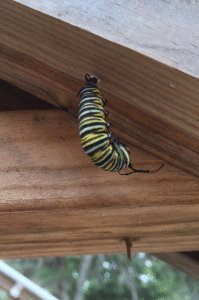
[113,136,121,144]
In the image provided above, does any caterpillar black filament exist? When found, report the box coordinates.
[78,74,164,175]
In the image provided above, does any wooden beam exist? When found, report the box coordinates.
[0,110,199,258]
[153,253,199,282]
[0,0,199,177]
[16,0,199,79]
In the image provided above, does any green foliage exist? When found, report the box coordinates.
[84,281,131,300]
[84,254,131,300]
[5,253,199,300]
[0,290,8,300]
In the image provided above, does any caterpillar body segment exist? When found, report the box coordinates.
[78,74,164,175]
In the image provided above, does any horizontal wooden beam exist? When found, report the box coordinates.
[0,110,199,258]
[0,0,199,177]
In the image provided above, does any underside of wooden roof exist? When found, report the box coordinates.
[0,0,199,260]
[1,0,199,176]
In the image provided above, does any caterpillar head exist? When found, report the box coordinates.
[85,74,98,84]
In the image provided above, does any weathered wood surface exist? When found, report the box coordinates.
[16,0,199,78]
[0,0,199,177]
[0,110,199,258]
[153,253,199,281]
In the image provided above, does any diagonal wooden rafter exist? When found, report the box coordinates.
[0,0,199,177]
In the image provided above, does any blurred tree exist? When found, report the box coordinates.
[73,255,93,300]
[5,253,199,300]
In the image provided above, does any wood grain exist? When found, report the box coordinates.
[0,0,199,177]
[0,110,199,258]
[16,0,199,78]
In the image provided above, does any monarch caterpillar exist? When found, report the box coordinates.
[78,74,164,175]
